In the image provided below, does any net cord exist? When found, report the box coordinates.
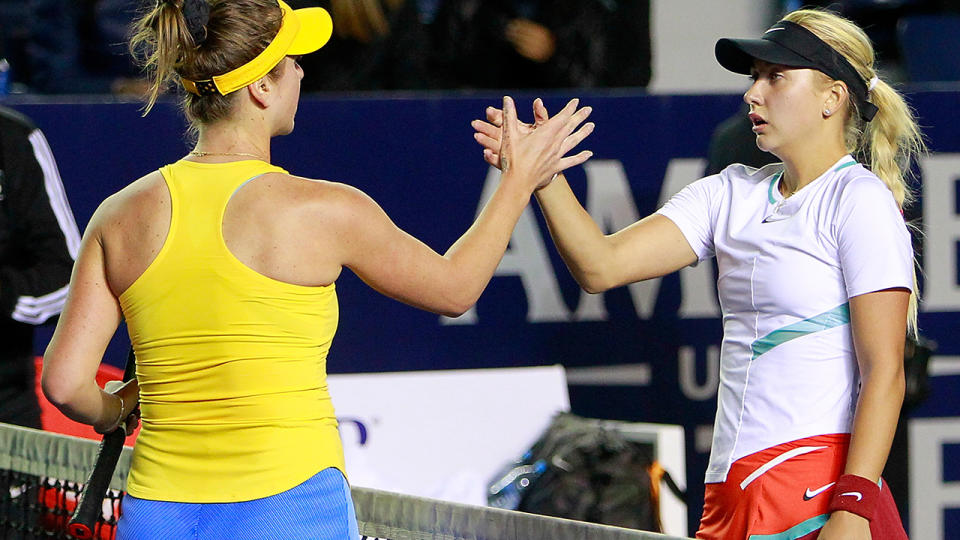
[1,424,690,540]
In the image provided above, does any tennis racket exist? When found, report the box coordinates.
[67,347,137,539]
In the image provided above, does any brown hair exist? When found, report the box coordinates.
[130,0,286,128]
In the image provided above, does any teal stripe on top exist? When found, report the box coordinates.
[748,514,829,540]
[767,172,783,204]
[751,303,850,360]
[766,160,855,204]
[834,160,857,172]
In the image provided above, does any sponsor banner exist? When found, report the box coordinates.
[329,366,688,537]
[328,365,570,506]
[12,89,960,535]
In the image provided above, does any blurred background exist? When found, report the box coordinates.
[1,0,959,538]
[3,0,959,95]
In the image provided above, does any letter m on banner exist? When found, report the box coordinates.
[443,160,718,325]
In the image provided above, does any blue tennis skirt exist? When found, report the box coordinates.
[117,468,359,540]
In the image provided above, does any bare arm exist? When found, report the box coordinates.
[42,201,138,433]
[535,175,695,292]
[819,287,908,539]
[333,181,527,317]
[473,99,696,293]
[845,288,908,480]
[338,97,594,317]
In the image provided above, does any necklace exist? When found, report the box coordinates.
[189,150,266,161]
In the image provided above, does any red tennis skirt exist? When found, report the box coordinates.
[697,434,907,539]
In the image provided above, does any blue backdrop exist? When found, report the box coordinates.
[8,88,960,535]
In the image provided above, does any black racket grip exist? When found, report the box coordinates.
[68,427,126,539]
[68,347,137,539]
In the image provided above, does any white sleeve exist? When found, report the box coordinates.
[835,176,914,298]
[655,173,723,262]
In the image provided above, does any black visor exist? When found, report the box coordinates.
[715,20,878,122]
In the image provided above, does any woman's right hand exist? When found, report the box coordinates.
[96,378,140,435]
[490,96,593,192]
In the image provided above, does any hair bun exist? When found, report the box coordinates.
[182,0,211,46]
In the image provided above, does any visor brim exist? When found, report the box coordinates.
[715,37,819,75]
[288,7,333,56]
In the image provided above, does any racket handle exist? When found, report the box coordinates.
[67,427,126,539]
[68,347,137,538]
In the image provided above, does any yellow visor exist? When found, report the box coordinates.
[182,0,332,96]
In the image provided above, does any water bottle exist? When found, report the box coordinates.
[0,59,10,96]
[487,457,548,510]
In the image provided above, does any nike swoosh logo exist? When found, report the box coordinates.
[841,491,863,501]
[765,27,786,34]
[803,482,835,500]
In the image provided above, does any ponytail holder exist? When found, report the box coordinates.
[182,0,210,46]
[860,76,880,121]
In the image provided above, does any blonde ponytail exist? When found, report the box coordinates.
[861,79,925,209]
[784,8,926,335]
[862,79,925,335]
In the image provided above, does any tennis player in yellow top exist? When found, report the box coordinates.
[39,0,594,538]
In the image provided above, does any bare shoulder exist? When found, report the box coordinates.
[280,174,389,225]
[223,173,389,284]
[90,171,169,233]
[284,174,374,203]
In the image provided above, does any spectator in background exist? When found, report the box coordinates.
[0,1,29,93]
[291,0,433,91]
[26,0,144,94]
[705,104,778,176]
[0,105,81,428]
[429,0,651,89]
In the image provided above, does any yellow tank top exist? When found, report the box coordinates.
[119,160,344,503]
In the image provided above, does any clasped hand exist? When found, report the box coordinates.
[473,97,593,191]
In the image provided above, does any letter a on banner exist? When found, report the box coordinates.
[442,167,569,325]
[574,159,719,321]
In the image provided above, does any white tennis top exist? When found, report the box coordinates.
[657,156,913,483]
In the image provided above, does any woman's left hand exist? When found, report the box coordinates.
[818,511,870,539]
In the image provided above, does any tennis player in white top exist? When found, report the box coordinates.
[472,8,923,540]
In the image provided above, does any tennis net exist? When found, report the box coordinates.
[0,423,690,540]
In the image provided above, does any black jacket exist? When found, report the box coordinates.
[0,105,80,427]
